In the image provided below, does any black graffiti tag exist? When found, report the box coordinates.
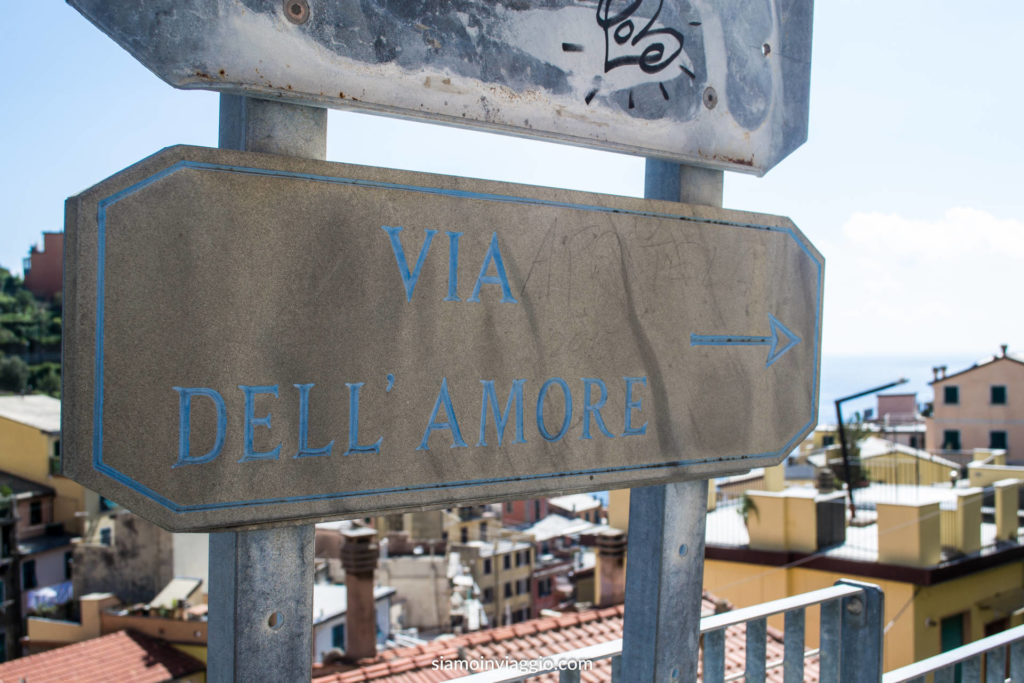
[596,0,685,74]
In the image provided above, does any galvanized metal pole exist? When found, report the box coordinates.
[621,160,720,683]
[209,95,326,683]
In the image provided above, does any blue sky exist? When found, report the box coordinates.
[2,1,1021,409]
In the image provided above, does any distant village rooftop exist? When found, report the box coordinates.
[547,493,602,513]
[453,539,532,556]
[519,514,602,542]
[313,584,396,626]
[0,394,60,433]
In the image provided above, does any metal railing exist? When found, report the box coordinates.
[459,581,883,682]
[883,624,1024,683]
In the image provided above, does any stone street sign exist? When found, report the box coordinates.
[63,146,822,531]
[68,0,812,175]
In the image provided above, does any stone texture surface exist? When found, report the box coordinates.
[64,145,822,531]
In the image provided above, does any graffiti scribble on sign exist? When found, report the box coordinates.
[570,0,700,109]
[597,0,685,75]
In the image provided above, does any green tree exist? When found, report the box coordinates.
[29,362,61,396]
[0,354,29,393]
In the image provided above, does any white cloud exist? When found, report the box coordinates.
[823,208,1024,355]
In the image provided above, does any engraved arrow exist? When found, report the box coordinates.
[690,313,801,368]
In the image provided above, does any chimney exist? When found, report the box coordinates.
[877,500,940,567]
[941,489,982,555]
[1001,344,1008,358]
[594,529,627,607]
[80,592,120,638]
[763,462,785,492]
[340,528,379,660]
[994,479,1020,542]
[932,366,941,381]
[940,365,947,379]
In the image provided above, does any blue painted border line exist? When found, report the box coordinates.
[92,158,823,515]
[690,335,770,346]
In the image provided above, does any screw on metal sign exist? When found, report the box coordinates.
[68,0,813,175]
[62,145,822,532]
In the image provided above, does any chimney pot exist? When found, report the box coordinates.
[595,529,627,607]
[341,528,380,661]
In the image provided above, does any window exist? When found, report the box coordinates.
[503,554,511,570]
[100,527,112,546]
[538,578,552,597]
[460,527,468,544]
[22,560,37,590]
[992,385,1007,405]
[0,578,5,604]
[480,522,487,542]
[64,551,73,580]
[822,435,835,447]
[525,549,531,565]
[944,386,959,405]
[505,501,513,513]
[504,582,513,598]
[483,558,491,575]
[30,501,42,526]
[990,431,1008,450]
[515,551,523,567]
[942,430,961,451]
[483,587,493,603]
[331,623,345,649]
[533,500,541,520]
[49,439,61,476]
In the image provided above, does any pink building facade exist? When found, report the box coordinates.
[926,348,1024,464]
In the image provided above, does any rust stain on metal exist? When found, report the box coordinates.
[698,148,754,167]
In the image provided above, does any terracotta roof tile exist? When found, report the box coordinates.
[489,626,516,641]
[0,629,204,683]
[512,622,537,636]
[466,631,492,645]
[314,596,820,683]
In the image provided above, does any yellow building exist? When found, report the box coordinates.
[698,481,1024,672]
[845,436,962,487]
[0,395,100,535]
[450,539,534,626]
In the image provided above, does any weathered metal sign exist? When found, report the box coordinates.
[64,146,822,531]
[68,0,813,175]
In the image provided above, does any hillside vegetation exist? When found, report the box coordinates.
[0,267,61,395]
